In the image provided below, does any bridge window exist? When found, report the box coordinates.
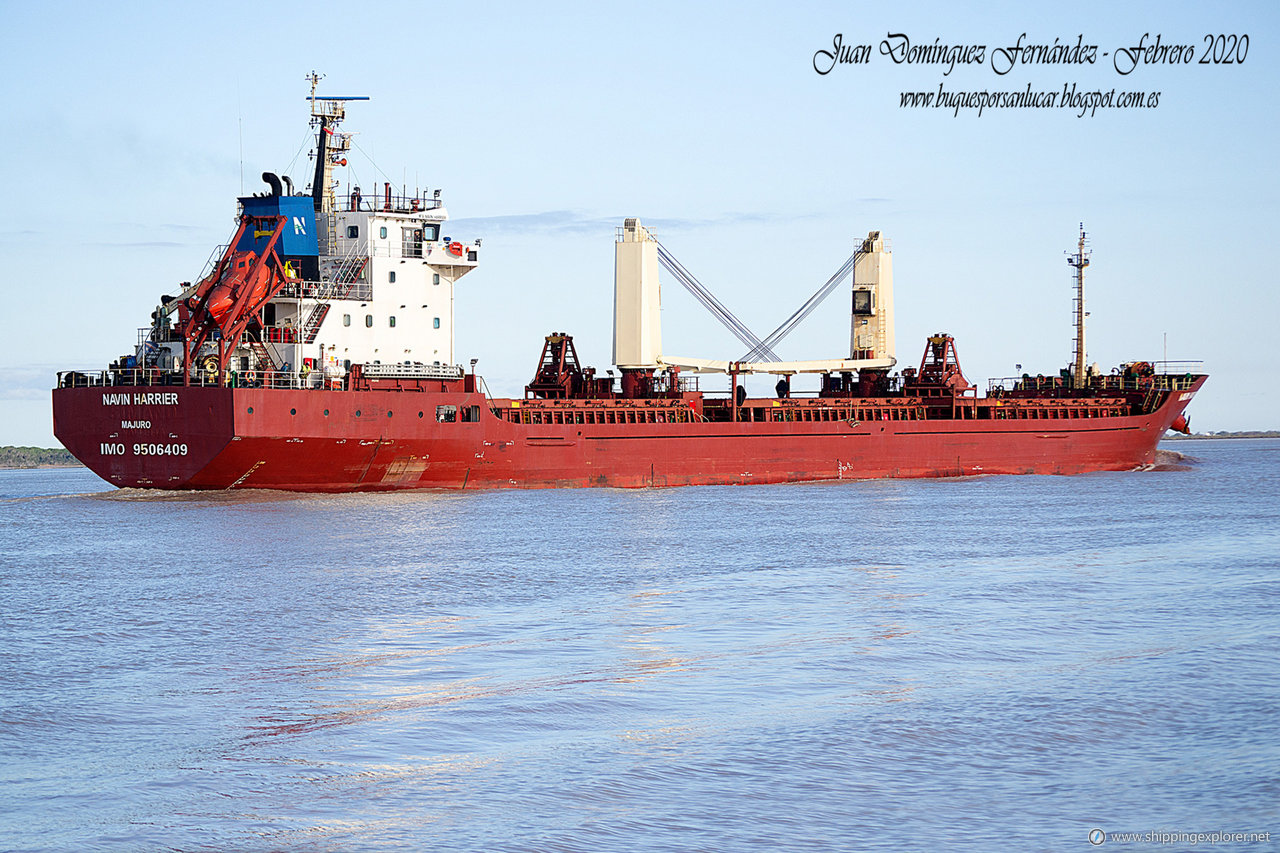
[379,226,388,239]
[365,315,373,327]
[433,317,441,329]
[389,271,396,283]
[423,224,440,241]
[402,227,423,258]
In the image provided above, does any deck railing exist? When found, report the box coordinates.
[341,193,443,214]
[988,371,1204,394]
[277,279,374,301]
[57,368,341,391]
[1154,360,1205,375]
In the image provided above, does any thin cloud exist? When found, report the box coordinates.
[85,241,190,249]
[447,210,611,235]
[448,206,884,236]
[0,365,62,400]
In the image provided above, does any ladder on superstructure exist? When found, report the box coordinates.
[247,339,280,372]
[302,304,330,344]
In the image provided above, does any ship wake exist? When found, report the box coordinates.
[1150,449,1198,471]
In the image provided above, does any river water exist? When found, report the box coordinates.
[1,439,1277,851]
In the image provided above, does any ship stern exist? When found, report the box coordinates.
[53,385,236,489]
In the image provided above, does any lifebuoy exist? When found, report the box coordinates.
[448,241,464,257]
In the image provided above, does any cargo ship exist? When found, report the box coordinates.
[52,80,1205,491]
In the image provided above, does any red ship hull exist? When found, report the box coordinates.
[53,378,1205,492]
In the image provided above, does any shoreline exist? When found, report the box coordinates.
[0,463,85,470]
[1162,432,1280,441]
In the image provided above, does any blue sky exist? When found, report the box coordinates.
[1,0,1276,444]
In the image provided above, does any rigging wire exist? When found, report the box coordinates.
[283,128,316,187]
[350,137,396,187]
[652,239,779,362]
[739,250,863,362]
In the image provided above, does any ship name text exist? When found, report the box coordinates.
[102,392,180,406]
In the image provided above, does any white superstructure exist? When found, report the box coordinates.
[215,77,479,383]
[260,202,478,377]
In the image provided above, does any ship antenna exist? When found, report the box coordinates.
[1065,223,1091,389]
[237,82,244,195]
[304,72,367,251]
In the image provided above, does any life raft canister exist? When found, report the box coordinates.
[448,241,464,257]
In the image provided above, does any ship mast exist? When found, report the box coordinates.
[305,72,365,251]
[1065,224,1090,389]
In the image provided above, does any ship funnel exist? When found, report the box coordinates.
[261,171,283,197]
[282,175,294,196]
[613,218,663,369]
[850,231,895,363]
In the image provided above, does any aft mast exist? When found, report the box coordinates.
[1066,224,1091,389]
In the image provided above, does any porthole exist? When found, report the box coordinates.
[380,226,388,239]
[247,406,254,414]
[389,271,396,283]
[324,409,330,416]
[356,410,362,417]
[290,408,297,415]
[387,411,393,418]
[418,411,423,418]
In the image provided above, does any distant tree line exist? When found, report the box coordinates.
[1164,430,1280,440]
[0,446,80,468]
